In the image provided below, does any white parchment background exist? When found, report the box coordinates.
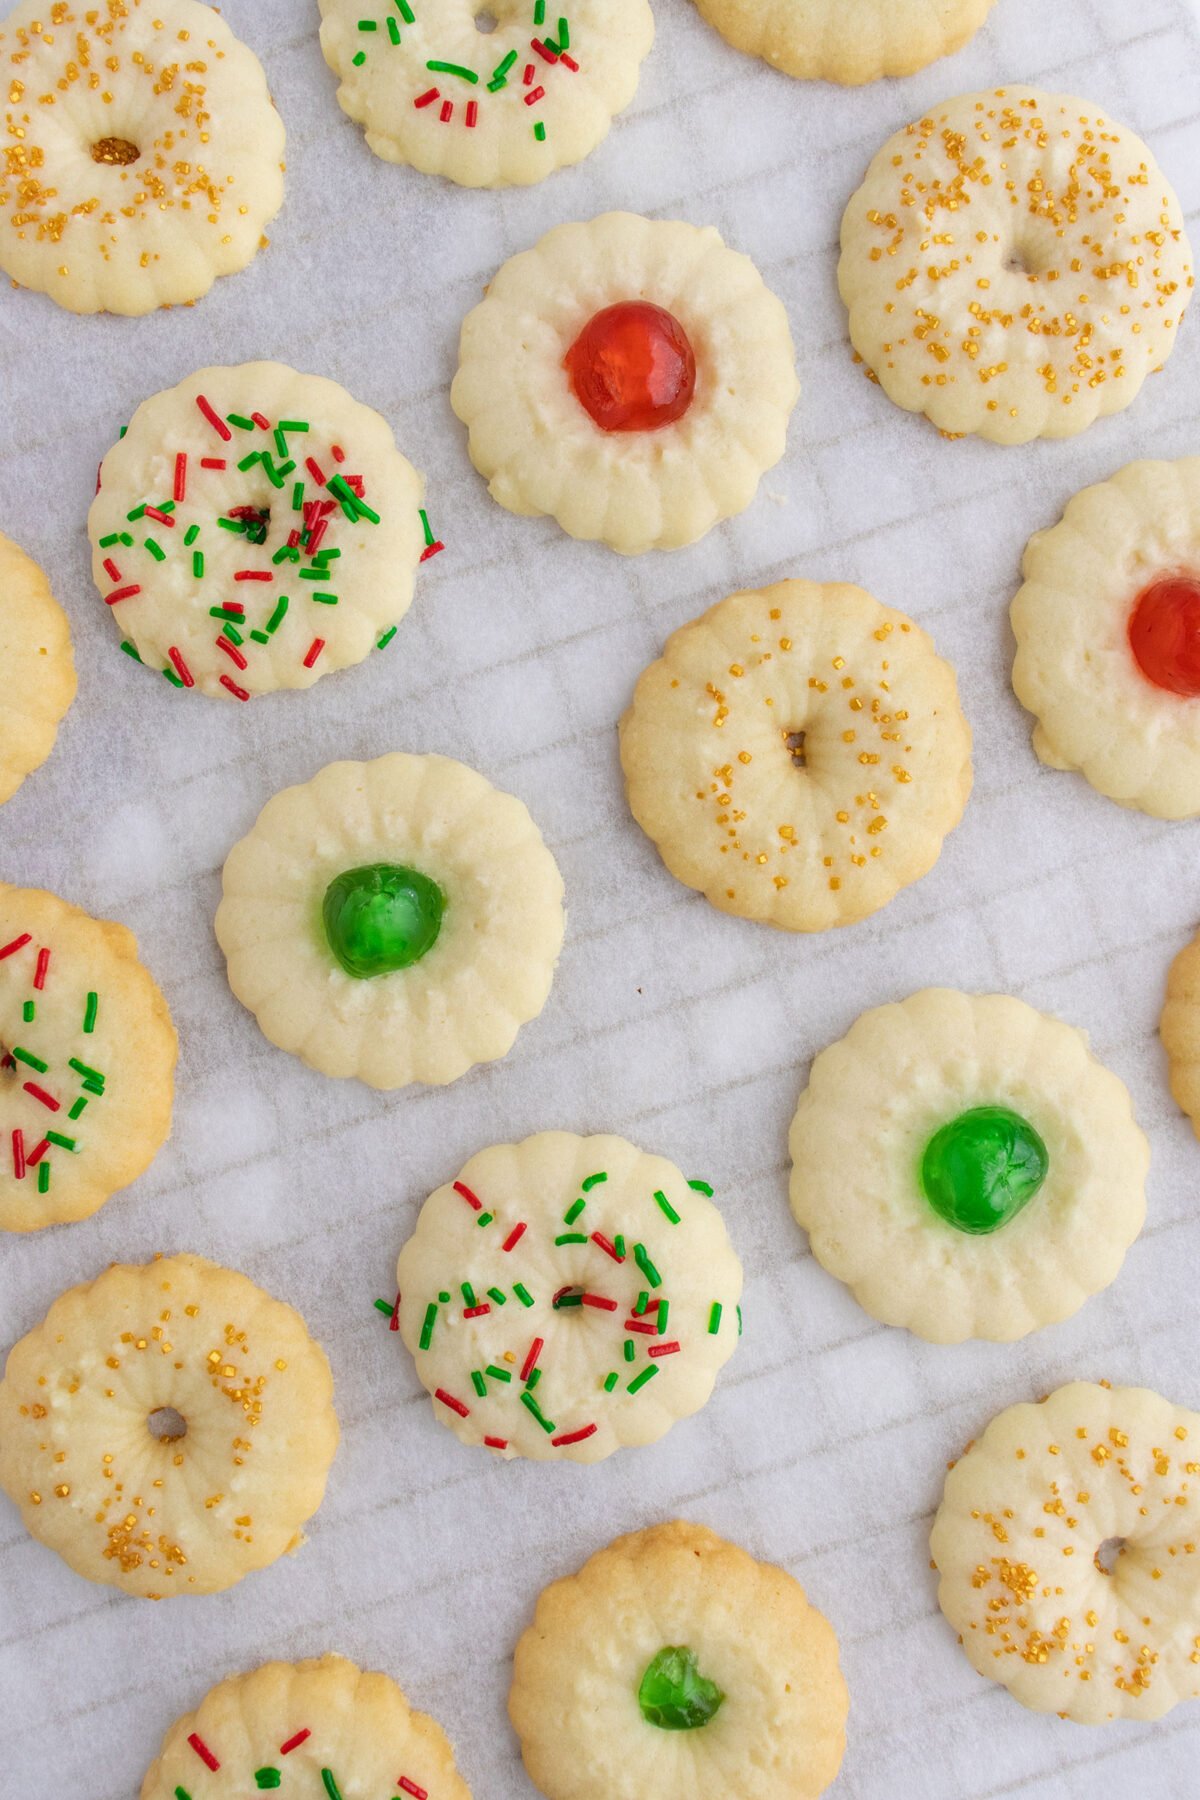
[2,0,1200,1794]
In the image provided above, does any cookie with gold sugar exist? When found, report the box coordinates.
[619,579,971,930]
[839,89,1193,443]
[0,0,285,316]
[510,1522,848,1800]
[141,1655,470,1799]
[789,989,1149,1343]
[0,533,76,808]
[0,1253,338,1597]
[692,0,996,85]
[932,1383,1200,1722]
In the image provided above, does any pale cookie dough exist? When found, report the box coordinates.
[216,755,565,1089]
[692,0,995,85]
[1012,459,1200,819]
[451,212,798,554]
[319,0,652,188]
[89,362,428,701]
[620,580,972,931]
[141,1654,471,1800]
[0,0,285,316]
[394,1132,742,1463]
[1162,928,1200,1138]
[789,990,1149,1343]
[510,1522,848,1800]
[0,1252,338,1598]
[0,884,176,1233]
[932,1383,1200,1723]
[0,533,76,807]
[839,89,1194,444]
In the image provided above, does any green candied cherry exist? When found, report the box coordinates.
[920,1104,1049,1236]
[322,863,445,979]
[637,1647,725,1730]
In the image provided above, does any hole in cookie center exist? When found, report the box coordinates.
[784,729,807,769]
[552,1285,585,1310]
[91,135,141,167]
[474,9,498,29]
[1095,1536,1127,1576]
[225,504,271,547]
[147,1406,187,1443]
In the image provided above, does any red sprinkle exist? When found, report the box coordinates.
[389,1292,401,1332]
[251,412,271,431]
[234,570,273,582]
[520,1337,544,1383]
[624,1319,657,1335]
[331,444,346,464]
[221,601,246,617]
[581,1293,618,1312]
[11,1130,25,1181]
[23,1083,59,1113]
[463,1304,492,1320]
[465,100,478,128]
[302,638,325,669]
[195,396,232,442]
[454,1179,483,1211]
[591,1232,625,1262]
[216,636,248,669]
[532,37,558,60]
[501,1222,527,1253]
[439,99,453,122]
[103,557,122,583]
[0,934,31,961]
[435,1387,470,1419]
[551,1424,597,1447]
[200,457,227,470]
[419,541,445,562]
[414,86,439,108]
[560,51,579,69]
[524,85,545,105]
[483,1436,508,1450]
[523,61,535,83]
[104,585,141,606]
[173,453,187,502]
[219,675,251,702]
[26,1137,50,1167]
[305,456,327,485]
[33,947,49,990]
[279,1730,311,1757]
[144,505,176,528]
[167,646,194,688]
[398,1780,428,1800]
[187,1733,220,1772]
[305,518,329,558]
[648,1341,681,1358]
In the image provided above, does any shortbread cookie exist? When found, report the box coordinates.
[319,0,652,188]
[1162,928,1200,1137]
[89,363,428,701]
[0,1252,338,1597]
[620,580,972,931]
[789,990,1149,1343]
[141,1654,470,1799]
[451,213,798,554]
[510,1522,848,1799]
[0,0,285,316]
[932,1383,1200,1723]
[839,89,1193,444]
[216,755,565,1089]
[693,0,994,85]
[394,1133,742,1463]
[1012,459,1200,818]
[1,885,176,1233]
[0,533,76,807]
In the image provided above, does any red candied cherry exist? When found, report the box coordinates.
[1128,574,1200,698]
[564,301,697,434]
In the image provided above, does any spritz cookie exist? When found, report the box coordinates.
[0,532,76,807]
[1,884,176,1234]
[839,89,1194,444]
[510,1522,848,1799]
[216,755,565,1089]
[451,212,798,554]
[89,363,429,701]
[0,0,285,316]
[789,990,1149,1343]
[692,0,995,85]
[932,1382,1200,1722]
[319,0,652,189]
[1162,928,1200,1138]
[141,1654,471,1800]
[394,1133,742,1463]
[0,1252,338,1598]
[1012,459,1200,819]
[620,580,972,931]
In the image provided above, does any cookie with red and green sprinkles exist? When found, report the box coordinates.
[318,0,652,189]
[392,1132,743,1463]
[140,1654,471,1800]
[0,884,176,1233]
[88,363,434,700]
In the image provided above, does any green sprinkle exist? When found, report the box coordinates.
[653,1189,681,1224]
[22,1001,34,1023]
[46,1132,77,1153]
[534,0,545,20]
[526,1366,542,1390]
[688,1178,714,1195]
[192,553,205,582]
[292,481,305,511]
[217,515,247,533]
[439,1291,451,1303]
[563,1198,586,1225]
[471,1370,488,1398]
[387,14,401,41]
[221,624,244,648]
[280,418,310,434]
[327,474,363,519]
[99,532,121,548]
[418,1302,438,1349]
[227,412,255,431]
[533,120,546,142]
[255,1773,282,1792]
[707,1302,722,1335]
[614,1234,626,1258]
[250,629,270,644]
[82,1078,104,1096]
[68,1058,105,1085]
[487,74,506,90]
[183,522,200,546]
[274,427,290,458]
[604,1371,619,1392]
[478,1211,494,1228]
[374,1297,394,1316]
[83,993,98,1034]
[486,1287,507,1306]
[558,14,569,46]
[68,1097,88,1121]
[311,592,339,606]
[237,450,263,473]
[486,1364,512,1383]
[581,1171,608,1191]
[175,1790,193,1800]
[520,1391,555,1433]
[300,566,329,580]
[164,660,185,686]
[658,1298,669,1333]
[126,503,146,522]
[377,626,397,650]
[11,1046,47,1073]
[209,606,244,623]
[37,1162,50,1195]
[427,59,479,81]
[491,47,518,80]
[144,537,166,562]
[394,0,415,20]
[737,1305,743,1336]
[158,501,176,514]
[624,1339,635,1362]
[357,17,378,28]
[119,640,143,663]
[272,544,300,565]
[627,1364,658,1395]
[554,1291,583,1308]
[555,1232,588,1246]
[265,595,290,634]
[635,1291,649,1316]
[321,1774,344,1800]
[514,1283,534,1308]
[634,1243,662,1288]
[461,1282,477,1308]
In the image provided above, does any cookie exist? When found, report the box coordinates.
[788,989,1149,1343]
[1161,928,1200,1137]
[1,884,177,1233]
[1012,458,1200,818]
[510,1522,848,1800]
[451,212,798,554]
[141,1653,470,1799]
[0,0,285,316]
[839,89,1194,444]
[0,532,76,807]
[0,1252,338,1597]
[619,580,972,931]
[692,0,995,85]
[89,363,429,701]
[932,1382,1200,1723]
[393,1132,742,1462]
[216,754,565,1089]
[318,0,652,189]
